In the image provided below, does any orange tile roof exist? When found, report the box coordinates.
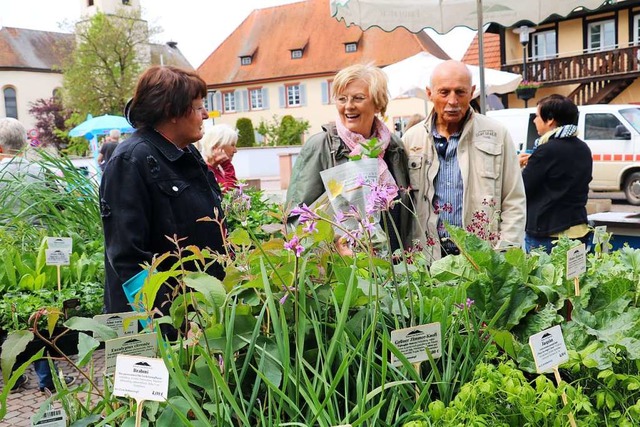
[198,0,449,89]
[462,32,501,69]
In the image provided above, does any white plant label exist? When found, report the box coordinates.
[592,225,607,244]
[31,408,67,427]
[47,236,72,252]
[45,249,70,266]
[93,312,139,340]
[529,325,569,373]
[105,332,157,374]
[113,354,168,402]
[566,243,586,279]
[390,322,441,366]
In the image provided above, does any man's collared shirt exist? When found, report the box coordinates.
[431,118,464,253]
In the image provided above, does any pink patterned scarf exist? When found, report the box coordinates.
[335,116,397,189]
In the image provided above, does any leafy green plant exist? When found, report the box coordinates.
[256,114,310,146]
[416,357,599,426]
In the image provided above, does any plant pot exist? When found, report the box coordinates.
[516,87,537,101]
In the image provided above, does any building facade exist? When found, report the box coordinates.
[198,0,450,140]
[0,0,191,131]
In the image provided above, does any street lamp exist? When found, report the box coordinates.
[513,26,536,107]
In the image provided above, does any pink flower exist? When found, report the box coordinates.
[284,235,304,257]
[303,220,318,234]
[289,204,318,224]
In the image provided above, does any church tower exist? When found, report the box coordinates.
[76,0,150,64]
[79,0,142,18]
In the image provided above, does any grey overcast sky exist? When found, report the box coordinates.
[0,0,300,68]
[0,0,475,67]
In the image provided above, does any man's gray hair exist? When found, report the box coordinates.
[0,117,27,153]
[109,129,121,140]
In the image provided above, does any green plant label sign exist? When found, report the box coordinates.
[93,312,139,340]
[390,322,441,367]
[529,325,569,373]
[113,354,169,402]
[31,408,66,427]
[566,243,587,279]
[105,332,158,374]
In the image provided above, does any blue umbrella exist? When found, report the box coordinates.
[68,114,134,140]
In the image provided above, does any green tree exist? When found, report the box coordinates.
[256,114,309,146]
[236,117,256,147]
[62,9,158,118]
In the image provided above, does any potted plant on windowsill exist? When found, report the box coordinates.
[515,80,541,101]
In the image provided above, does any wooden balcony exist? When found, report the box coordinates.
[502,45,640,105]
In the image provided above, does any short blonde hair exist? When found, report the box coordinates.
[331,63,390,117]
[198,124,238,163]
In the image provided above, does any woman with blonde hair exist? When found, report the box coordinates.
[286,63,411,251]
[199,124,239,193]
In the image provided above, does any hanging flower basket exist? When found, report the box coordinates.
[516,87,537,101]
[515,80,541,101]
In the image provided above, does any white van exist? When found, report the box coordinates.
[488,105,640,205]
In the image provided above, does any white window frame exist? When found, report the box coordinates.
[345,42,357,53]
[531,30,556,61]
[633,14,640,45]
[286,84,301,107]
[223,91,236,113]
[291,49,303,59]
[241,56,252,65]
[249,88,264,110]
[588,19,615,52]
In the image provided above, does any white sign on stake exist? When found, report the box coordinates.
[105,333,158,374]
[566,243,586,280]
[45,249,70,266]
[390,322,441,367]
[31,408,67,427]
[93,312,139,340]
[113,354,169,402]
[529,325,569,373]
[46,237,72,252]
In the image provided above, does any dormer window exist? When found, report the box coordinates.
[291,49,303,59]
[345,42,357,53]
[241,56,252,66]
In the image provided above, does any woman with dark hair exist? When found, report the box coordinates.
[100,65,225,314]
[521,94,593,253]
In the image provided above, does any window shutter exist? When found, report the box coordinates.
[214,92,222,112]
[241,90,249,111]
[262,88,270,109]
[279,86,286,108]
[300,84,307,106]
[320,81,328,105]
[234,90,243,112]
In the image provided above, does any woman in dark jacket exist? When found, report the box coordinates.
[286,63,412,252]
[100,65,225,314]
[521,94,593,253]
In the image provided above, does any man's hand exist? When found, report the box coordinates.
[518,153,530,168]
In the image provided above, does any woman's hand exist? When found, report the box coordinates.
[518,153,531,168]
[209,148,229,168]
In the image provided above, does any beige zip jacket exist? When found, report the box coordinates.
[402,110,526,261]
